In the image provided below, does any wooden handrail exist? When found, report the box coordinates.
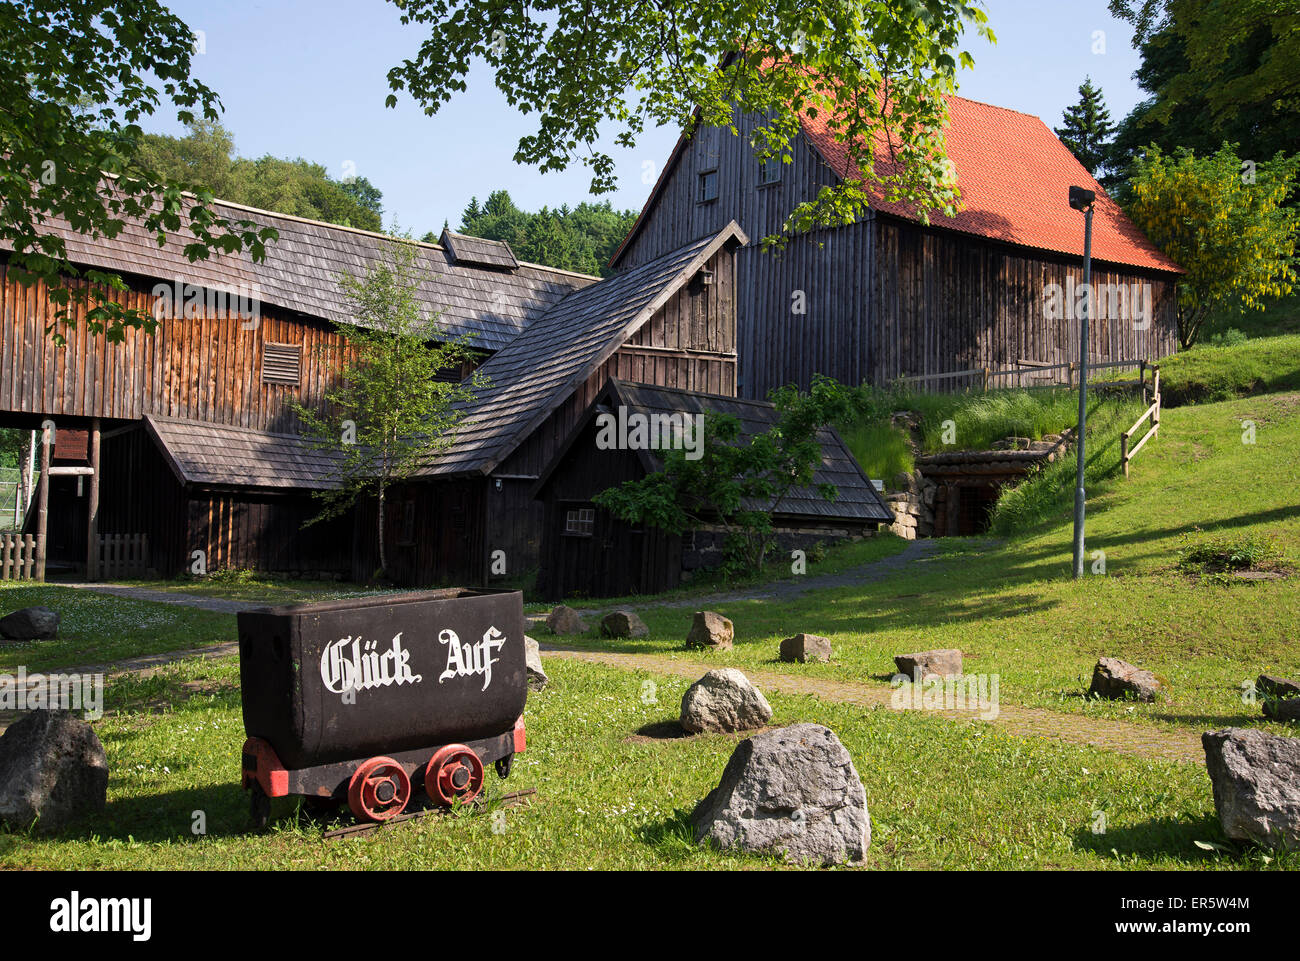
[1121,366,1161,477]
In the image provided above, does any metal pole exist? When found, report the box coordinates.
[1072,205,1094,579]
[86,418,101,581]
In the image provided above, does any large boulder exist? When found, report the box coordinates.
[1264,699,1300,723]
[523,635,548,692]
[893,649,962,680]
[0,606,60,641]
[1257,674,1300,700]
[600,610,648,639]
[691,723,870,866]
[680,669,772,734]
[1202,728,1300,850]
[1089,657,1161,702]
[0,710,108,831]
[1258,675,1300,721]
[545,605,587,636]
[779,633,833,664]
[686,611,734,651]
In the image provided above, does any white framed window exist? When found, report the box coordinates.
[563,507,595,537]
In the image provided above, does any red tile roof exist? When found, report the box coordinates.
[801,94,1181,273]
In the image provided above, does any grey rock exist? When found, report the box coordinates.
[779,633,833,664]
[680,669,772,734]
[1257,674,1300,700]
[0,710,108,831]
[691,723,869,866]
[686,611,734,651]
[1264,698,1300,723]
[523,635,548,692]
[1089,657,1161,702]
[545,605,587,636]
[0,606,60,641]
[893,649,962,680]
[600,610,648,639]
[1202,728,1300,849]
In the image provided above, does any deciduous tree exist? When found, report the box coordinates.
[1124,145,1300,348]
[293,240,486,579]
[594,376,852,576]
[0,0,277,343]
[385,0,994,244]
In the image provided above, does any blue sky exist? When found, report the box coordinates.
[154,0,1146,237]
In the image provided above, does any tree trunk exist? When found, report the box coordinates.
[377,483,388,580]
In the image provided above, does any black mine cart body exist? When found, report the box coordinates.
[238,589,528,825]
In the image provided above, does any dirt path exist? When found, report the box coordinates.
[63,583,254,614]
[28,542,1205,764]
[527,539,944,626]
[538,647,1207,765]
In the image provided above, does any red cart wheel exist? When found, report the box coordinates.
[347,756,411,822]
[424,745,485,807]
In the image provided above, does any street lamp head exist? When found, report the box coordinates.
[1069,186,1096,211]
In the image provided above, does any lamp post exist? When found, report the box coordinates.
[1069,186,1095,580]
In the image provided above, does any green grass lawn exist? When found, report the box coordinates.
[543,392,1300,738]
[0,586,234,674]
[1155,334,1300,405]
[1,655,1285,870]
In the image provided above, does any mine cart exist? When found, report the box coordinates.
[237,589,528,826]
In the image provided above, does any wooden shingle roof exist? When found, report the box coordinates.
[440,229,520,270]
[145,415,343,491]
[421,223,748,477]
[536,378,894,524]
[5,189,596,351]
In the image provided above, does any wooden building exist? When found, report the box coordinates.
[610,95,1183,399]
[532,378,894,599]
[0,193,749,585]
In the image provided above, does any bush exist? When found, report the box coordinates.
[1176,529,1282,576]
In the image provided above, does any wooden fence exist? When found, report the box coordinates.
[899,358,1157,393]
[0,532,37,581]
[96,533,150,580]
[1121,366,1161,477]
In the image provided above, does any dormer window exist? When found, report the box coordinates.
[698,169,719,204]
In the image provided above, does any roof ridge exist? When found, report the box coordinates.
[210,197,600,282]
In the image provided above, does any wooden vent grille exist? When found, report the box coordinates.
[262,343,302,385]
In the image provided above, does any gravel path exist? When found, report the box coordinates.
[63,583,256,615]
[27,543,1205,765]
[540,647,1206,765]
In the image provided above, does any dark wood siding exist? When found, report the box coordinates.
[614,116,1180,399]
[351,479,487,588]
[0,263,349,432]
[535,437,680,600]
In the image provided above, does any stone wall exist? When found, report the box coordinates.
[884,471,936,540]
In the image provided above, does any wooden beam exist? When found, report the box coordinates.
[35,425,50,582]
[47,466,95,476]
[86,418,100,581]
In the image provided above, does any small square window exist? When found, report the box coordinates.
[758,159,781,186]
[563,507,595,537]
[698,169,719,204]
